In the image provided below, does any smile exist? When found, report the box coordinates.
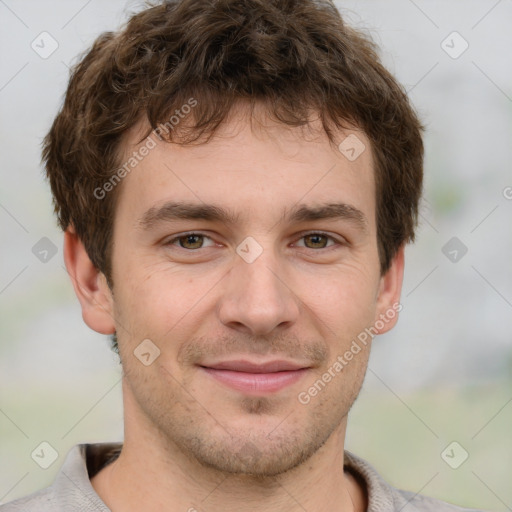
[199,360,311,394]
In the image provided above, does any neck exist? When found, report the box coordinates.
[91,390,366,512]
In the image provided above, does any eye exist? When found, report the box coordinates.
[295,232,342,250]
[163,231,344,252]
[165,232,216,250]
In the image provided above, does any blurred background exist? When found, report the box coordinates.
[0,0,511,509]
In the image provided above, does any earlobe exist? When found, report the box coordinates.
[374,244,405,335]
[63,227,116,335]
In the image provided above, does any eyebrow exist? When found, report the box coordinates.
[137,201,368,232]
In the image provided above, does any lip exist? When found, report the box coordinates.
[202,359,307,373]
[199,359,310,394]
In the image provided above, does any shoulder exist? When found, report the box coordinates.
[0,443,115,512]
[344,450,489,512]
[395,489,488,512]
[0,487,56,512]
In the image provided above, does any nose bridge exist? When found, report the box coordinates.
[239,247,282,301]
[218,236,299,335]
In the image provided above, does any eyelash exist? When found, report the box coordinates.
[164,231,345,251]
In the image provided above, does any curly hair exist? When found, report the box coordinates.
[43,0,423,288]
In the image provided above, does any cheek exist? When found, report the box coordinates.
[112,260,219,342]
[298,265,379,333]
[112,243,380,350]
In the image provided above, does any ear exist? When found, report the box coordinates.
[63,227,116,335]
[373,244,405,334]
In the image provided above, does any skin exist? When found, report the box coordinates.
[65,103,405,512]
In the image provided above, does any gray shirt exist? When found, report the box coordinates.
[0,443,486,511]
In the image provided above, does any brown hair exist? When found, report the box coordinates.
[43,0,423,288]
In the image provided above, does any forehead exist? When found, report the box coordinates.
[114,107,376,231]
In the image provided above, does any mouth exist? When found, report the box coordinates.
[198,359,311,394]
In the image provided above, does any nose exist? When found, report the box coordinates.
[217,243,301,337]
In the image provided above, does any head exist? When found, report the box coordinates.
[45,0,423,477]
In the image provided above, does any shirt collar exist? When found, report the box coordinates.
[54,442,407,511]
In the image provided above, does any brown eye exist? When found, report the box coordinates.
[302,233,330,249]
[177,234,204,249]
[166,233,215,250]
[294,232,345,252]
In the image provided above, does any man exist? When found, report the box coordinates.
[0,0,487,510]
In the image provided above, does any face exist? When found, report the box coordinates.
[87,104,402,477]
